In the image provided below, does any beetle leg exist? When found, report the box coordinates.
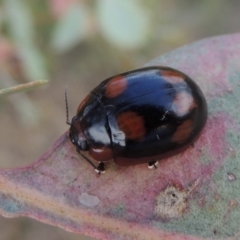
[95,162,105,174]
[76,147,99,170]
[148,161,158,169]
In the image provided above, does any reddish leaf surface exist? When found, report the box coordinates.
[1,34,240,240]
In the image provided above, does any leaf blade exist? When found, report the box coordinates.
[1,34,240,239]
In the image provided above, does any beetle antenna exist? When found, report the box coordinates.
[65,87,71,125]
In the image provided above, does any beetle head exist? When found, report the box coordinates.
[65,88,89,151]
[69,116,89,151]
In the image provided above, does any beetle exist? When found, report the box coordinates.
[66,66,207,174]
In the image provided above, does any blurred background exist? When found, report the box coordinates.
[0,0,240,239]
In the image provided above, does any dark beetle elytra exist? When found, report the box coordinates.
[67,66,207,173]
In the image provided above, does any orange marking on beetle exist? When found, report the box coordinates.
[117,111,146,140]
[77,94,90,114]
[161,69,185,84]
[172,120,193,144]
[172,91,197,116]
[105,76,127,98]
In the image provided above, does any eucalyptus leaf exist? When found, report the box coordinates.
[96,0,150,49]
[1,34,240,239]
[3,0,48,81]
[51,3,90,53]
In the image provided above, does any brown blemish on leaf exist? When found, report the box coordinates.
[105,75,127,98]
[214,193,220,202]
[229,199,238,207]
[209,204,214,211]
[154,180,199,219]
[198,198,206,207]
[227,172,236,181]
[154,185,188,219]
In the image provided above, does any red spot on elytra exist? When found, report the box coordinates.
[117,111,146,140]
[77,94,90,114]
[172,91,197,116]
[105,76,127,98]
[160,69,185,84]
[171,119,194,144]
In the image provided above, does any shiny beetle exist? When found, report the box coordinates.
[66,66,207,174]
